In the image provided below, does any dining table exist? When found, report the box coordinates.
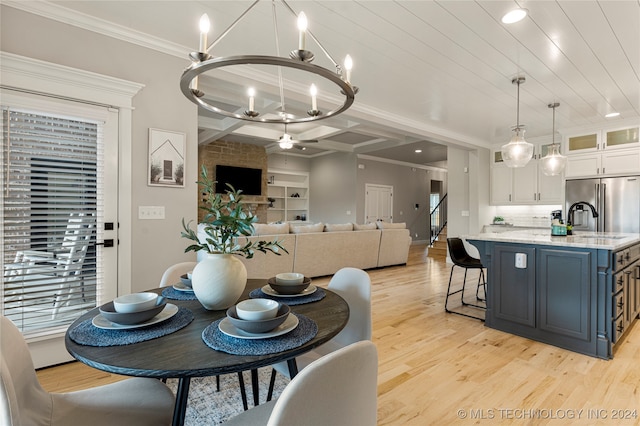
[65,278,349,426]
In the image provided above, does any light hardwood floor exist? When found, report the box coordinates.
[37,245,640,425]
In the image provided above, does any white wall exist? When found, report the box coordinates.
[1,6,198,291]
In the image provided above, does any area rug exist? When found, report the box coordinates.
[166,367,290,424]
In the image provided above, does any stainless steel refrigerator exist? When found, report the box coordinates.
[565,176,640,233]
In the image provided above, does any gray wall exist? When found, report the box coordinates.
[309,153,358,224]
[446,145,491,258]
[269,151,448,243]
[356,158,446,242]
[1,6,199,291]
[268,154,311,173]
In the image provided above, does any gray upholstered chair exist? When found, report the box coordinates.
[266,267,372,399]
[0,315,175,425]
[158,261,197,288]
[224,340,378,426]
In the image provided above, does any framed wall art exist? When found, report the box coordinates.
[148,128,185,187]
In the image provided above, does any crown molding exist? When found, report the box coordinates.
[3,0,187,59]
[1,52,144,108]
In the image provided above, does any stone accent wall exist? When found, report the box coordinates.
[198,140,268,222]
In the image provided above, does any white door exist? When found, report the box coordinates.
[365,184,393,223]
[1,91,118,367]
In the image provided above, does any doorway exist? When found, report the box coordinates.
[364,184,393,223]
[1,92,119,366]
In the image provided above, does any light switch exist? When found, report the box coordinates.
[139,206,165,220]
[515,253,527,268]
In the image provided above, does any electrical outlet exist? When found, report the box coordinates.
[139,206,165,220]
[515,253,527,268]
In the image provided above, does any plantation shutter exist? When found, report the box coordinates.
[1,105,104,335]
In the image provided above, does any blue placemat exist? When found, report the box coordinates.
[69,307,194,347]
[249,287,326,305]
[162,286,198,300]
[202,314,317,355]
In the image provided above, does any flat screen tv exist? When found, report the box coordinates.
[214,165,262,195]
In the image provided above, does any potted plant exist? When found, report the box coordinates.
[181,165,287,310]
[493,215,505,225]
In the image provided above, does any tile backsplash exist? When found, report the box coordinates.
[493,205,562,228]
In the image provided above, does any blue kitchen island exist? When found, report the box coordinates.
[467,230,640,359]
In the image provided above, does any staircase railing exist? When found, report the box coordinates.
[429,193,447,246]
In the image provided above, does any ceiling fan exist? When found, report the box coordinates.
[278,124,318,150]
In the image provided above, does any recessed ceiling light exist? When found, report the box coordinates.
[605,112,620,118]
[415,149,422,153]
[502,8,528,24]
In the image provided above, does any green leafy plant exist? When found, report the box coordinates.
[182,165,288,258]
[493,216,505,222]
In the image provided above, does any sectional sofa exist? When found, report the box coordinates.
[198,222,412,279]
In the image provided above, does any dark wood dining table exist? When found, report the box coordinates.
[65,279,349,426]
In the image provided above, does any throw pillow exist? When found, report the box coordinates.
[290,223,324,234]
[324,223,354,232]
[253,222,290,236]
[353,222,376,231]
[376,221,406,229]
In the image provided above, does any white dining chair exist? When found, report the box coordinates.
[224,340,378,426]
[0,315,175,426]
[266,267,372,399]
[159,261,197,288]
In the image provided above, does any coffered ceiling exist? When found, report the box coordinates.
[9,1,639,167]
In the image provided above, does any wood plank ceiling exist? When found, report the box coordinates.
[10,0,639,167]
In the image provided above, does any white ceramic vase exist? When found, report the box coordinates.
[191,253,247,310]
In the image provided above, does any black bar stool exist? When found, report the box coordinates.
[445,237,486,320]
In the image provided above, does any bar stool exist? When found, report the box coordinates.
[445,237,486,320]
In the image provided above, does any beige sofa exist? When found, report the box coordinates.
[232,222,412,279]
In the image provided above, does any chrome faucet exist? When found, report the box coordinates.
[567,201,599,234]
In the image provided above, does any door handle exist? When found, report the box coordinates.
[94,239,114,248]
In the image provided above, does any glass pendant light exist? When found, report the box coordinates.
[540,102,567,176]
[501,76,534,167]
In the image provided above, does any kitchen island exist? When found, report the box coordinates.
[466,230,640,359]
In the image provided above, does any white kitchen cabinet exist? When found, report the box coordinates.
[564,125,640,178]
[491,145,563,205]
[605,125,639,150]
[512,162,537,203]
[566,149,640,178]
[490,163,512,204]
[565,131,601,154]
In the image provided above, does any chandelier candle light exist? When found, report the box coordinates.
[501,76,534,168]
[540,102,567,176]
[180,0,358,124]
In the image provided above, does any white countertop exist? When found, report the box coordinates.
[466,229,640,250]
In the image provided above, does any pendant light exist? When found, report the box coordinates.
[501,76,534,168]
[540,102,567,176]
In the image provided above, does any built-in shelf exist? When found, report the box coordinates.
[266,169,309,223]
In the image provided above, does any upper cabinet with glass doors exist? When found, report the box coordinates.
[564,125,640,178]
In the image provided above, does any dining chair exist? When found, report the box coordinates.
[0,315,175,426]
[223,340,378,426]
[267,267,372,400]
[158,261,197,288]
[444,237,486,321]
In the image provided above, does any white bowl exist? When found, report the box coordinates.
[235,298,279,321]
[113,292,159,313]
[275,272,304,285]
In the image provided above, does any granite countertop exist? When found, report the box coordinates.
[466,229,640,250]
